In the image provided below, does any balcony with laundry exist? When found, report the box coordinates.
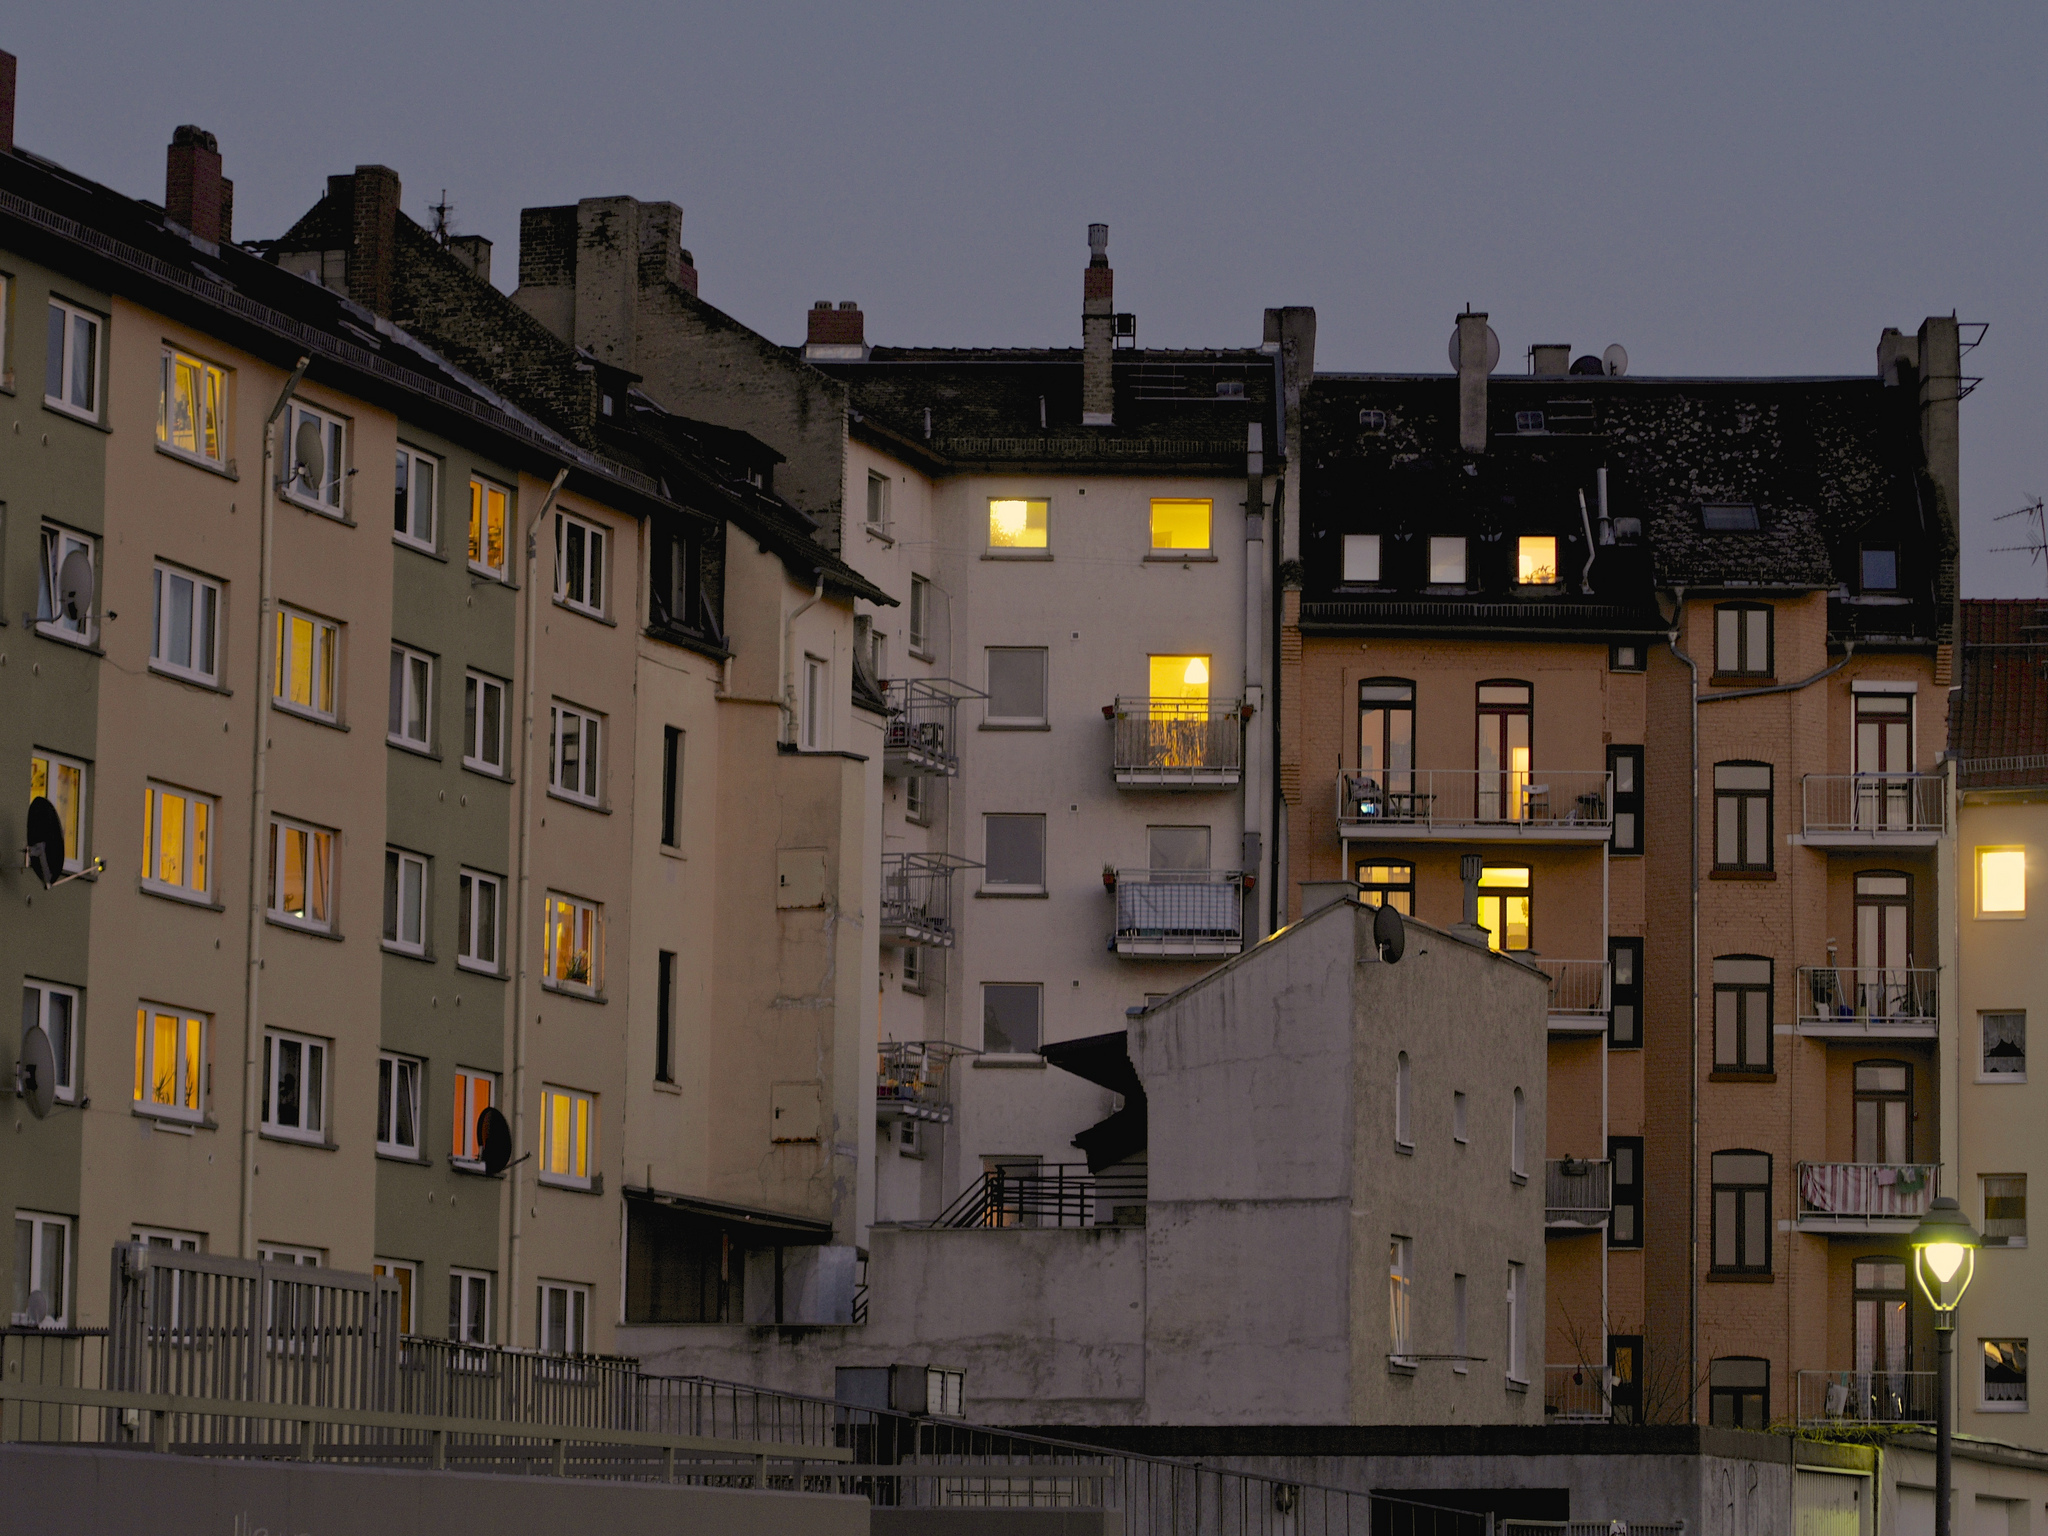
[1798,1060,1936,1233]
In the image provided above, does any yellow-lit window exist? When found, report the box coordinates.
[134,1005,204,1120]
[1150,499,1212,553]
[142,782,213,899]
[453,1069,496,1162]
[1517,536,1558,585]
[373,1260,417,1336]
[267,818,334,930]
[987,498,1048,551]
[544,892,601,990]
[469,477,510,576]
[29,750,86,870]
[1148,654,1211,705]
[1477,866,1532,952]
[540,1085,594,1186]
[1356,862,1415,915]
[158,347,227,465]
[1979,848,2027,917]
[273,607,339,719]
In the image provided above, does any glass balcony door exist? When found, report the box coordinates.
[1853,695,1913,830]
[1477,682,1532,821]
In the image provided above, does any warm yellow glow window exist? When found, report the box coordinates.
[134,1005,203,1118]
[1517,536,1558,585]
[1151,499,1212,553]
[988,498,1048,550]
[268,819,334,929]
[142,783,213,897]
[469,478,510,575]
[545,892,601,989]
[158,348,226,464]
[29,751,85,867]
[452,1069,495,1161]
[1149,654,1211,704]
[1979,848,2027,916]
[541,1085,594,1183]
[273,608,338,718]
[1477,866,1532,952]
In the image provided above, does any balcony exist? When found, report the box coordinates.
[1336,769,1612,842]
[1796,966,1938,1039]
[1544,1363,1612,1422]
[1797,1369,1937,1428]
[1796,1161,1939,1233]
[880,853,979,948]
[882,679,983,778]
[933,1162,1148,1229]
[1545,1159,1613,1230]
[1541,959,1610,1033]
[1107,697,1244,788]
[877,1041,973,1125]
[1111,870,1245,959]
[1798,774,1944,848]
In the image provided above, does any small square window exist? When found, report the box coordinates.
[988,497,1049,552]
[1150,499,1212,554]
[1609,642,1646,673]
[981,983,1041,1053]
[983,814,1046,890]
[376,1053,423,1158]
[1514,411,1545,433]
[1428,537,1467,586]
[986,647,1049,725]
[394,446,438,551]
[1861,547,1898,591]
[1978,847,2026,916]
[382,849,428,955]
[1982,1012,2025,1079]
[1342,534,1382,584]
[1516,536,1558,585]
[280,401,347,515]
[261,1029,328,1142]
[1358,409,1387,433]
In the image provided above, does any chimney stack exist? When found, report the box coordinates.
[345,164,402,316]
[1455,310,1495,454]
[1529,343,1570,378]
[165,126,228,246]
[1081,223,1114,426]
[446,233,492,286]
[678,248,698,297]
[804,299,867,360]
[0,51,16,155]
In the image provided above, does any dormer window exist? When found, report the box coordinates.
[1701,503,1760,532]
[1861,547,1898,592]
[1514,411,1545,434]
[601,394,614,416]
[1517,536,1558,586]
[1359,409,1387,433]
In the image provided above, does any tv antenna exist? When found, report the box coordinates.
[429,189,454,245]
[1991,496,2048,591]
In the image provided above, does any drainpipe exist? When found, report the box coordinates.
[505,465,571,1346]
[1664,587,1700,1420]
[782,574,827,744]
[238,355,311,1261]
[1578,489,1598,593]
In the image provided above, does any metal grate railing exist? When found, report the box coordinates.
[1542,1363,1611,1422]
[1541,958,1610,1019]
[1800,773,1944,836]
[1337,769,1612,834]
[1797,967,1939,1031]
[881,852,977,948]
[883,679,983,777]
[877,1040,974,1123]
[933,1164,1149,1230]
[1797,1368,1937,1428]
[1110,697,1244,783]
[1113,870,1245,956]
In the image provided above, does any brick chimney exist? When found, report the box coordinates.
[803,300,866,360]
[341,164,402,316]
[677,248,698,297]
[0,51,16,155]
[445,233,492,285]
[165,126,227,246]
[1081,223,1114,426]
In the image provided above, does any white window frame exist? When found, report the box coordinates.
[866,470,891,532]
[449,1268,492,1343]
[539,1084,597,1189]
[1388,1236,1414,1367]
[373,1258,420,1335]
[29,748,90,873]
[383,848,428,956]
[985,647,1049,727]
[12,1211,74,1327]
[267,816,336,933]
[279,399,347,515]
[388,643,433,752]
[468,476,511,579]
[260,1028,329,1144]
[1343,534,1382,584]
[1982,1338,2029,1412]
[259,1244,322,1267]
[982,813,1047,893]
[549,703,603,805]
[1977,847,2027,919]
[452,1068,498,1166]
[1506,1262,1528,1384]
[158,345,229,468]
[21,980,80,1104]
[393,444,438,552]
[543,891,602,994]
[904,770,932,827]
[457,869,503,975]
[538,1280,591,1356]
[36,524,97,644]
[272,605,341,723]
[464,672,508,776]
[554,510,608,618]
[150,562,223,685]
[142,782,217,903]
[133,1003,206,1123]
[900,943,928,995]
[909,574,933,658]
[44,297,101,421]
[376,1052,423,1159]
[135,1224,204,1330]
[801,656,828,750]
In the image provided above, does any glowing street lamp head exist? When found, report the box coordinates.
[1923,1243,1967,1284]
[1909,1196,1982,1313]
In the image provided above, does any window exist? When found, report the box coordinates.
[866,470,890,530]
[1608,746,1643,855]
[1356,861,1414,915]
[1609,642,1646,673]
[1150,499,1212,554]
[449,1269,492,1343]
[986,647,1049,726]
[801,655,827,749]
[1514,410,1545,433]
[456,870,502,974]
[21,981,79,1104]
[1701,503,1761,532]
[36,525,95,641]
[904,770,932,826]
[1978,847,2026,916]
[1428,536,1467,585]
[1713,763,1773,871]
[1854,692,1913,778]
[142,782,214,901]
[1358,679,1415,798]
[135,1227,203,1332]
[1505,1262,1527,1384]
[261,1029,328,1142]
[12,1212,72,1326]
[280,401,346,513]
[1861,547,1898,592]
[540,1085,595,1188]
[373,1259,419,1335]
[468,477,510,577]
[901,943,928,994]
[1714,603,1772,676]
[1713,957,1773,1072]
[660,727,683,848]
[983,814,1046,891]
[1394,1052,1412,1148]
[452,1069,496,1163]
[1854,1061,1912,1163]
[1359,409,1388,432]
[554,511,607,616]
[1984,1175,2027,1247]
[376,1053,422,1158]
[1516,536,1558,585]
[988,497,1048,551]
[655,950,676,1084]
[1388,1237,1414,1365]
[1982,1012,2025,1079]
[1477,866,1531,953]
[463,673,507,774]
[1342,534,1382,583]
[259,1243,322,1267]
[1608,937,1644,1048]
[385,645,433,751]
[1709,1357,1769,1429]
[1510,1088,1526,1179]
[982,983,1042,1054]
[28,750,88,873]
[549,703,602,804]
[544,892,601,992]
[273,607,340,722]
[1452,1273,1468,1373]
[393,446,437,550]
[1711,1151,1771,1273]
[1147,824,1210,873]
[1853,1259,1909,1383]
[267,817,335,931]
[909,574,933,656]
[539,1281,590,1355]
[46,299,101,419]
[1610,1136,1644,1247]
[382,849,428,955]
[1149,654,1210,719]
[150,563,221,684]
[1983,1341,2028,1410]
[1477,682,1532,821]
[133,1005,205,1121]
[158,346,227,466]
[1453,1091,1469,1143]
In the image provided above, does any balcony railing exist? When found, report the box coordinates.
[1796,966,1938,1037]
[1541,959,1610,1028]
[1545,1159,1613,1229]
[883,679,984,778]
[877,1041,974,1124]
[1800,773,1945,842]
[1336,769,1612,839]
[1797,1162,1939,1229]
[933,1163,1149,1230]
[1797,1369,1938,1428]
[1108,697,1244,787]
[1543,1363,1611,1422]
[1112,870,1245,958]
[880,852,979,948]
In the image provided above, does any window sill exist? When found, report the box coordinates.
[976,888,1048,899]
[461,761,511,785]
[1977,1402,2030,1414]
[659,844,687,861]
[545,789,611,815]
[1706,1271,1774,1284]
[259,1129,338,1151]
[540,981,607,1003]
[153,441,238,480]
[652,1079,682,1096]
[908,646,936,664]
[449,1157,494,1177]
[1974,911,2027,922]
[375,1148,428,1165]
[266,915,343,942]
[1984,1236,2028,1249]
[381,943,436,964]
[32,626,103,654]
[862,523,895,546]
[1395,1141,1414,1156]
[1709,674,1775,688]
[148,663,231,697]
[387,738,439,760]
[1510,1172,1528,1186]
[1386,1359,1418,1377]
[133,1107,211,1132]
[1976,1075,2027,1085]
[468,564,512,585]
[539,1173,604,1195]
[980,722,1051,732]
[271,701,349,732]
[139,881,223,912]
[1144,551,1218,564]
[282,493,354,527]
[553,597,618,628]
[973,1055,1047,1070]
[1506,1376,1529,1394]
[455,958,504,979]
[43,399,110,432]
[1710,1070,1776,1084]
[394,536,448,563]
[981,550,1054,561]
[1709,869,1775,881]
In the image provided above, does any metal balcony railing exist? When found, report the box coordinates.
[877,1041,974,1124]
[1336,769,1612,837]
[1801,773,1945,839]
[1797,966,1938,1035]
[933,1164,1149,1230]
[1797,1162,1938,1227]
[882,679,983,778]
[1797,1369,1938,1428]
[880,852,978,948]
[1108,697,1244,787]
[1541,959,1610,1023]
[1112,869,1245,958]
[1545,1160,1613,1228]
[1543,1363,1611,1421]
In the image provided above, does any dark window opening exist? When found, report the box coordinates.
[655,950,676,1084]
[1702,503,1761,532]
[1609,937,1644,1049]
[1709,1357,1770,1428]
[1609,1136,1644,1248]
[660,726,683,849]
[1711,1151,1772,1274]
[1861,547,1899,592]
[1609,746,1644,855]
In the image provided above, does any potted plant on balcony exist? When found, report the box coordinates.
[1102,865,1117,891]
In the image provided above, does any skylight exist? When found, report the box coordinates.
[1701,503,1760,532]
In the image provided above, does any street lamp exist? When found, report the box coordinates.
[1910,1196,1981,1536]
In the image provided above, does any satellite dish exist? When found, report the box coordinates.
[25,797,65,888]
[477,1106,512,1175]
[24,1290,49,1327]
[1603,343,1629,377]
[1447,325,1501,374]
[293,417,326,493]
[1373,901,1406,964]
[19,1027,56,1119]
[58,548,94,624]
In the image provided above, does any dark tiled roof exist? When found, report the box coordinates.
[1951,600,2048,789]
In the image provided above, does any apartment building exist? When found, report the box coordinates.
[1280,313,1963,1430]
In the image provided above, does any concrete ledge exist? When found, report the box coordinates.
[873,1513,1123,1536]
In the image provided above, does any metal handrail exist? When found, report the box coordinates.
[1797,1368,1937,1427]
[1540,958,1610,1016]
[933,1164,1149,1230]
[1796,966,1938,1027]
[1796,1162,1938,1223]
[1109,697,1245,779]
[1336,769,1612,832]
[1800,772,1944,836]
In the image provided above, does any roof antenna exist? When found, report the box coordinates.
[429,189,454,246]
[1991,496,2048,593]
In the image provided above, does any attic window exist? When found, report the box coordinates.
[601,394,614,417]
[1861,547,1898,592]
[1215,380,1245,399]
[1514,411,1545,434]
[1359,410,1387,433]
[1701,503,1760,532]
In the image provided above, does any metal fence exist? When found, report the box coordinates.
[1542,1363,1611,1422]
[1114,870,1245,956]
[884,679,980,777]
[1541,959,1609,1021]
[1800,773,1944,837]
[934,1164,1150,1230]
[1796,1163,1938,1225]
[1336,770,1612,835]
[1797,1368,1937,1428]
[1111,697,1245,784]
[881,852,975,947]
[1796,966,1939,1032]
[878,1040,973,1124]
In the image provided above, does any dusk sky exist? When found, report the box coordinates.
[12,5,2042,595]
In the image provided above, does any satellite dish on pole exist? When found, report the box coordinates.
[57,548,94,625]
[293,417,325,494]
[1448,325,1501,374]
[1603,343,1630,377]
[24,797,65,888]
[1374,902,1406,964]
[478,1106,513,1175]
[19,1026,56,1119]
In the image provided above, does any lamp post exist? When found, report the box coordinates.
[1910,1195,1981,1536]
